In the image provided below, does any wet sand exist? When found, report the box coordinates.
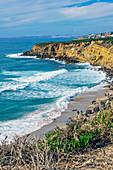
[25,86,110,142]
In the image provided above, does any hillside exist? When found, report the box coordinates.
[23,38,113,76]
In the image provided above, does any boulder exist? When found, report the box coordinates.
[86,110,92,115]
[93,106,99,113]
[92,100,96,104]
[98,101,106,111]
[110,87,113,90]
[105,85,111,89]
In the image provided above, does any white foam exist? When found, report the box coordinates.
[0,78,105,144]
[1,69,20,75]
[56,68,106,112]
[50,58,66,65]
[6,53,36,59]
[0,61,107,144]
[0,108,61,144]
[8,69,68,83]
[0,86,87,144]
[0,82,29,94]
[0,69,68,95]
[76,62,90,66]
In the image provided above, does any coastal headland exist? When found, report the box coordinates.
[23,37,113,77]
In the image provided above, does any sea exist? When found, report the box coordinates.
[0,37,106,143]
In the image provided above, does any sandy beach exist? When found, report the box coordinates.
[26,85,110,142]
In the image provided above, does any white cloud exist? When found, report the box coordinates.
[0,0,91,27]
[61,2,113,20]
[0,0,113,28]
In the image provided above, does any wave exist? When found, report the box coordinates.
[0,107,61,144]
[49,58,66,65]
[56,72,106,113]
[7,53,67,64]
[0,78,106,144]
[0,82,29,94]
[56,67,106,112]
[0,86,90,143]
[8,69,68,83]
[0,69,68,94]
[56,86,88,111]
[0,58,106,144]
[6,53,37,59]
[1,69,21,75]
[76,62,91,66]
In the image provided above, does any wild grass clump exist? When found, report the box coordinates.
[39,128,101,153]
[39,111,113,153]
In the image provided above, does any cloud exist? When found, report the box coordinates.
[0,0,91,27]
[61,2,113,20]
[0,0,113,28]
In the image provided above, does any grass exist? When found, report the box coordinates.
[39,128,101,153]
[36,37,113,47]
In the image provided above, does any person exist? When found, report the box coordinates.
[77,111,79,115]
[81,110,83,114]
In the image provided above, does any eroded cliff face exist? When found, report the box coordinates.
[23,40,113,70]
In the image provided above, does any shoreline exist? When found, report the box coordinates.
[5,52,113,144]
[0,55,108,144]
[16,56,109,143]
[20,57,108,142]
[25,83,110,143]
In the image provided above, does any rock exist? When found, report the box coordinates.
[108,97,113,101]
[99,101,106,111]
[72,109,77,111]
[92,100,96,104]
[111,82,113,86]
[106,100,111,108]
[100,101,106,106]
[93,106,99,113]
[86,110,92,115]
[83,118,87,123]
[105,85,111,89]
[22,40,113,78]
[110,87,113,90]
[86,113,90,117]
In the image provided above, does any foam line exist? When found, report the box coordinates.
[6,53,36,58]
[8,69,68,83]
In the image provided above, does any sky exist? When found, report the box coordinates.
[0,0,113,37]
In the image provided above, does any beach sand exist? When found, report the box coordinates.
[25,86,110,142]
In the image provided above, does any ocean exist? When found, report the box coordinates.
[0,37,106,143]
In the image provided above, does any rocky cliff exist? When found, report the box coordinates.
[23,39,113,76]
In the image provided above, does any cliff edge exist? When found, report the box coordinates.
[23,38,113,76]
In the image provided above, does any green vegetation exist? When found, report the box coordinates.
[39,128,101,152]
[38,111,113,154]
[96,112,113,128]
[36,41,55,46]
[0,109,113,169]
[36,37,113,47]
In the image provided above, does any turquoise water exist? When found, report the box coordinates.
[0,37,106,142]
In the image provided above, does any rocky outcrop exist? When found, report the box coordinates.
[86,92,113,116]
[22,39,113,76]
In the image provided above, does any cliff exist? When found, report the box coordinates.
[23,38,113,76]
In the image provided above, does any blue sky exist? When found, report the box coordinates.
[0,0,113,37]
